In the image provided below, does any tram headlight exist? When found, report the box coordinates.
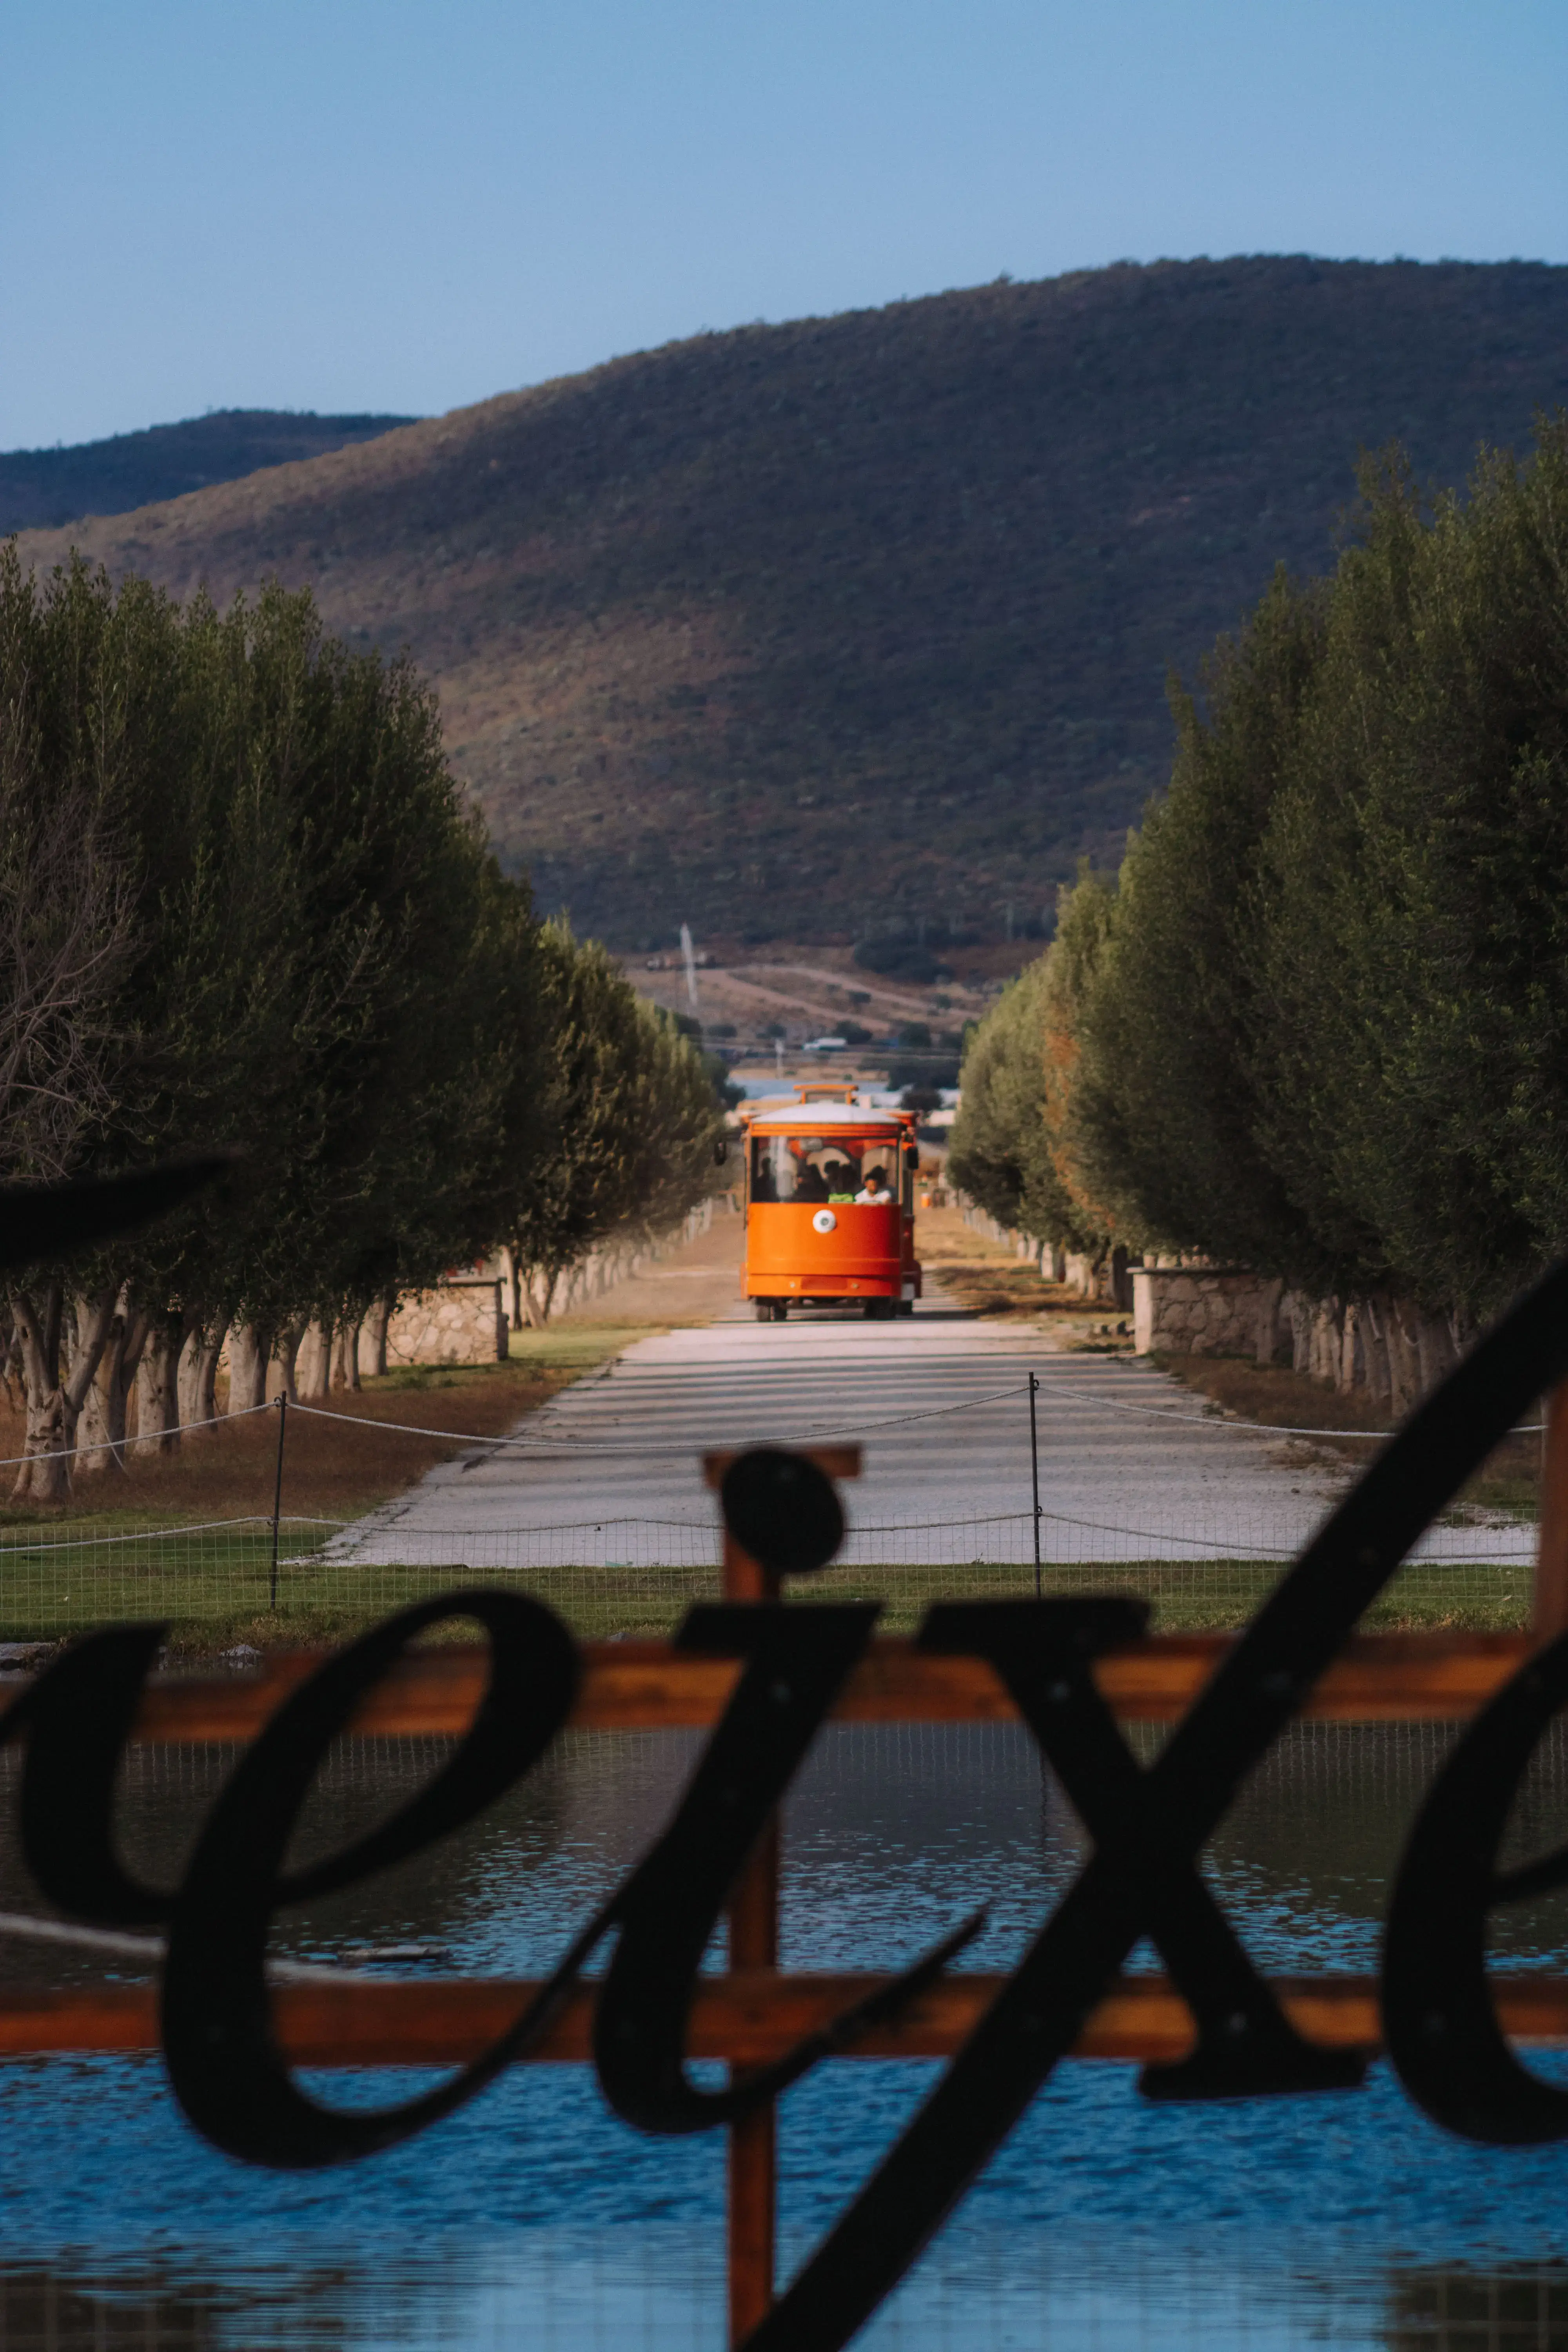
[812,1209,837,1234]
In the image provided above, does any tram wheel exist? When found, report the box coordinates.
[863,1298,895,1320]
[896,1298,915,1317]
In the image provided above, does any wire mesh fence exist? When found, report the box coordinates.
[0,1494,1539,1639]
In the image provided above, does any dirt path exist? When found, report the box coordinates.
[563,1206,746,1327]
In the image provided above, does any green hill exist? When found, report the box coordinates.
[0,408,416,535]
[13,258,1568,947]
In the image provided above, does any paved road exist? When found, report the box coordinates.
[334,1281,1530,1573]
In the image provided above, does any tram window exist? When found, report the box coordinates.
[752,1136,902,1201]
[751,1138,782,1201]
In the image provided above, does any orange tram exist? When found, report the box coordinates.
[738,1085,922,1321]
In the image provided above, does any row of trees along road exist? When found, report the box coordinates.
[949,416,1568,1407]
[0,549,725,1500]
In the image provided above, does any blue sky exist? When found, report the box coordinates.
[5,0,1566,450]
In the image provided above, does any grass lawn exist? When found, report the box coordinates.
[0,1545,1530,1661]
[803,1554,1532,1636]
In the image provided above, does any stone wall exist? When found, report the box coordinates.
[384,1278,507,1368]
[949,1190,1477,1413]
[1132,1267,1281,1359]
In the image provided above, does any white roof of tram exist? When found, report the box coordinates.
[740,1098,912,1133]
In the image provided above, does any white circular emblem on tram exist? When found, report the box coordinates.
[812,1209,837,1234]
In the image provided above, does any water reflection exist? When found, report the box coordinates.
[0,2246,720,2352]
[0,1722,1566,2346]
[7,2252,1568,2352]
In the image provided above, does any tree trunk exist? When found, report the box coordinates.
[1279,1290,1309,1377]
[178,1323,225,1429]
[331,1319,361,1392]
[78,1301,151,1475]
[1306,1298,1341,1385]
[70,1292,127,1476]
[521,1266,559,1328]
[358,1295,392,1380]
[65,1290,119,1437]
[1359,1298,1393,1411]
[1414,1309,1456,1399]
[9,1285,121,1498]
[132,1316,185,1458]
[1064,1252,1094,1299]
[1384,1298,1422,1422]
[10,1284,68,1503]
[266,1323,302,1405]
[176,1327,203,1427]
[78,1313,126,1476]
[296,1319,332,1401]
[499,1246,522,1334]
[226,1323,272,1412]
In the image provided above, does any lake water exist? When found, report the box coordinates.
[2,1718,1568,2348]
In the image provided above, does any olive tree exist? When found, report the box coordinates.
[505,925,723,1324]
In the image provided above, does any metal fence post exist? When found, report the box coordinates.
[270,1393,288,1611]
[1029,1372,1042,1598]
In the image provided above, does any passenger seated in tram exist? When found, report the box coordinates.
[855,1166,891,1203]
[824,1157,858,1200]
[795,1161,829,1202]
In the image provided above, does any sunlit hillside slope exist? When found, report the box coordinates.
[14,258,1568,946]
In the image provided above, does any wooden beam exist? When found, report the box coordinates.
[702,1447,862,1488]
[4,1972,1568,2066]
[1,1630,1524,1748]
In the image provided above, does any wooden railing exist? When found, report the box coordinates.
[40,1624,1537,1744]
